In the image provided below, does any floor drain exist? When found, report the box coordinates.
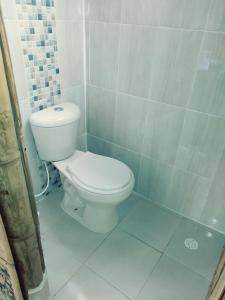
[184,238,198,250]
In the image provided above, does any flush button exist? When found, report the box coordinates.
[54,106,64,112]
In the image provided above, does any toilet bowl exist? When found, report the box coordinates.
[54,151,134,232]
[30,102,135,233]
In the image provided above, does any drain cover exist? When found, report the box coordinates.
[184,238,198,250]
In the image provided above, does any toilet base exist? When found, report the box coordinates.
[60,174,118,233]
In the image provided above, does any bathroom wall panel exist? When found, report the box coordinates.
[113,93,148,153]
[137,156,173,205]
[121,0,210,29]
[200,147,225,233]
[206,0,225,32]
[159,0,210,29]
[85,0,225,233]
[3,20,28,101]
[55,0,83,21]
[141,101,185,165]
[188,33,225,118]
[56,21,84,89]
[166,168,210,220]
[60,85,86,136]
[89,22,120,89]
[85,0,122,23]
[149,29,202,107]
[175,111,225,178]
[87,85,116,141]
[118,25,155,98]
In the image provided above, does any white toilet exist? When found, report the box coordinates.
[30,102,134,233]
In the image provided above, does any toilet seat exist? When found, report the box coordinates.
[66,152,133,195]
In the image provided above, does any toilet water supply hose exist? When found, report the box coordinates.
[34,161,50,198]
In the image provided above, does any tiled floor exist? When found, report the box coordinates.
[38,188,225,300]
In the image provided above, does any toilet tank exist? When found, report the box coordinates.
[30,103,80,162]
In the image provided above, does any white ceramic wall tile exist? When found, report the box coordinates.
[85,0,122,23]
[55,0,83,21]
[60,85,86,135]
[175,111,225,178]
[87,229,161,298]
[137,256,209,300]
[137,156,173,204]
[53,266,129,300]
[87,134,113,157]
[122,0,210,29]
[56,21,84,89]
[159,0,210,29]
[149,29,202,107]
[189,32,225,118]
[200,181,225,233]
[200,147,225,232]
[78,133,87,151]
[113,93,148,152]
[118,25,155,98]
[142,101,185,164]
[165,218,225,280]
[167,168,211,220]
[4,20,28,101]
[89,22,120,89]
[207,0,225,32]
[119,201,181,251]
[121,0,161,26]
[0,0,18,20]
[87,85,116,141]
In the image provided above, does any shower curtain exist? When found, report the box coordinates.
[0,215,23,300]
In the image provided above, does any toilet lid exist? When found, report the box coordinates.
[67,152,132,192]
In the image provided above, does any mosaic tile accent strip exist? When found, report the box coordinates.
[15,0,61,190]
[16,0,61,112]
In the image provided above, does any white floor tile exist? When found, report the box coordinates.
[53,266,129,300]
[165,218,225,279]
[86,229,161,298]
[43,213,107,263]
[37,188,65,235]
[119,201,182,251]
[43,237,82,297]
[137,256,209,300]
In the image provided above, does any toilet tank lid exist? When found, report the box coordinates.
[30,102,80,128]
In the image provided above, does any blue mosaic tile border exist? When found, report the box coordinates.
[16,0,61,112]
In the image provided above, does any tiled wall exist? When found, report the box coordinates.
[0,0,86,195]
[85,0,225,233]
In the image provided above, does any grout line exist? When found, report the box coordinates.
[162,254,212,282]
[87,83,225,121]
[134,254,164,300]
[87,20,225,35]
[87,133,214,183]
[119,227,164,254]
[85,265,132,300]
[132,190,225,237]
